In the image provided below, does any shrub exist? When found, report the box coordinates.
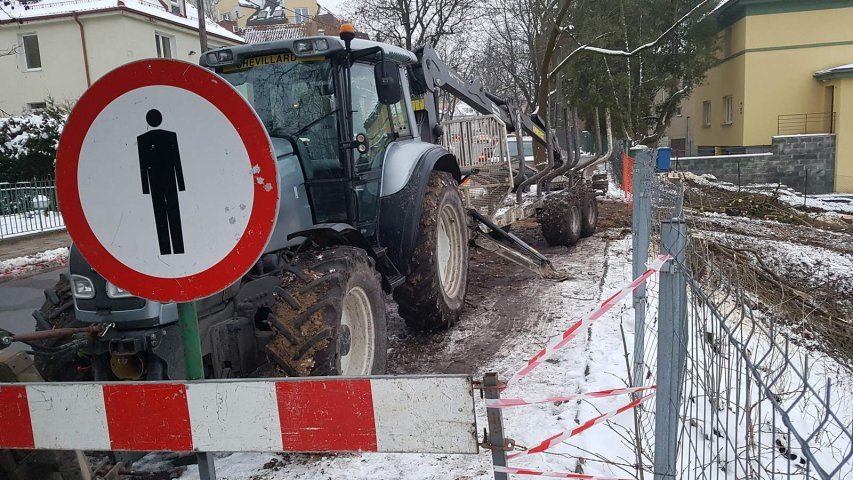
[0,99,71,182]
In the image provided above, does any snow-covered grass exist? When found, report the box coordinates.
[0,247,68,279]
[688,172,853,216]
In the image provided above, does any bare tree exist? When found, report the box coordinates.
[0,44,19,58]
[342,0,479,50]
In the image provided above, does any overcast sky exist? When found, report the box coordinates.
[317,0,346,16]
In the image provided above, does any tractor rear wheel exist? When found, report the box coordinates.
[31,274,91,382]
[266,246,386,376]
[540,193,582,247]
[580,195,598,237]
[394,171,469,331]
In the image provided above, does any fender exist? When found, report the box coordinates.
[288,224,403,292]
[377,147,461,270]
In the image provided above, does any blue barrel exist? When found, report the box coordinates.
[656,147,672,172]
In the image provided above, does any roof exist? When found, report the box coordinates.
[243,23,305,43]
[0,0,244,42]
[814,63,853,80]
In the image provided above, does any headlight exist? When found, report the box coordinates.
[71,275,95,299]
[106,282,134,299]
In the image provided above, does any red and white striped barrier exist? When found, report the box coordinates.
[507,392,656,459]
[0,376,477,454]
[505,255,671,387]
[493,466,635,479]
[485,386,655,408]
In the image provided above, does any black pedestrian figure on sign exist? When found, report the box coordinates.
[138,109,186,255]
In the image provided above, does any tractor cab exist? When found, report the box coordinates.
[201,36,417,244]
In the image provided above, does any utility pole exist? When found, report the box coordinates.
[196,0,209,52]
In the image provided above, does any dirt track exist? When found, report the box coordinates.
[387,200,631,376]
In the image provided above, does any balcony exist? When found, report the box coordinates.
[777,112,836,136]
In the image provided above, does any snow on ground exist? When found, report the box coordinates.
[689,172,853,216]
[0,211,65,238]
[0,247,68,279]
[174,233,644,479]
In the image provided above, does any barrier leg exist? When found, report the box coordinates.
[483,373,508,480]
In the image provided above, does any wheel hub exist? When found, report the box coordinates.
[338,324,352,356]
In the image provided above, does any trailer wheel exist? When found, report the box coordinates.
[266,246,387,376]
[540,194,582,247]
[31,274,91,382]
[580,195,598,237]
[394,171,468,331]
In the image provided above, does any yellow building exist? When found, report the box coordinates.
[684,0,853,192]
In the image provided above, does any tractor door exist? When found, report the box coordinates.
[347,62,411,238]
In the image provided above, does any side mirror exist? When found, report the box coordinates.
[375,60,402,105]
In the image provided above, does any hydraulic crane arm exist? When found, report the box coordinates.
[409,45,555,155]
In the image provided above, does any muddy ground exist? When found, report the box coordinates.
[386,200,631,376]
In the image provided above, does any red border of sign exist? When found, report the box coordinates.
[56,59,279,303]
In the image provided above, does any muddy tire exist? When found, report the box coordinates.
[581,195,598,237]
[266,247,386,376]
[394,171,469,331]
[540,193,582,247]
[31,274,90,382]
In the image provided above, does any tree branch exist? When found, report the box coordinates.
[550,0,711,78]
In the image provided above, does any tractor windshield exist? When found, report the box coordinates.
[220,57,342,179]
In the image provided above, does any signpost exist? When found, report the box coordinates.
[55,59,279,479]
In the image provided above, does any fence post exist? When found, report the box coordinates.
[631,146,653,387]
[483,372,508,480]
[653,219,688,480]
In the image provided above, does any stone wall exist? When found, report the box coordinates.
[676,134,836,194]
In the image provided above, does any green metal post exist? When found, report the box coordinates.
[176,302,216,479]
[177,302,204,380]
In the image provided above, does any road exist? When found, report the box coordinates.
[0,268,61,352]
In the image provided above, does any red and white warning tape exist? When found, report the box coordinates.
[485,385,655,408]
[493,466,634,479]
[505,255,671,388]
[507,392,655,459]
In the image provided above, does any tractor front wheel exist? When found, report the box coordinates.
[266,246,386,376]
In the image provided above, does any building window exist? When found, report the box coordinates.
[155,32,174,59]
[27,101,47,112]
[294,7,309,23]
[221,12,231,20]
[170,0,185,16]
[20,33,41,71]
[675,105,682,117]
[723,95,733,125]
[702,101,711,127]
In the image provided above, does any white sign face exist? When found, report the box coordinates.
[57,59,279,302]
[77,85,255,279]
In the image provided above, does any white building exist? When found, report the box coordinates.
[0,0,244,114]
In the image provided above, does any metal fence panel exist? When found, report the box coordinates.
[0,179,65,239]
[622,148,853,479]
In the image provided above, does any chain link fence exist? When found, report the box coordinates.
[625,147,853,479]
[0,179,64,239]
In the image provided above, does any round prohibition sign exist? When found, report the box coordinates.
[56,59,279,303]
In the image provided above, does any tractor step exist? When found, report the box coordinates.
[374,247,406,290]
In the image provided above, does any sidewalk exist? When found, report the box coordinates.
[0,229,70,262]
